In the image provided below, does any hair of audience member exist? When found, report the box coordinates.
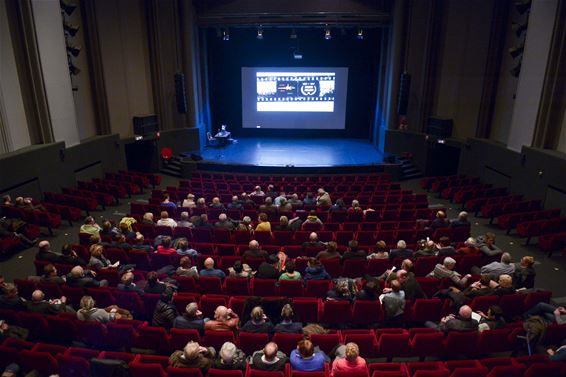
[279,216,289,225]
[177,239,189,251]
[464,237,476,247]
[501,252,512,264]
[375,240,387,252]
[180,256,191,269]
[498,274,513,288]
[488,305,503,320]
[436,211,446,219]
[443,257,456,267]
[249,240,259,249]
[485,232,496,242]
[90,244,103,257]
[3,283,18,297]
[84,216,95,225]
[186,302,199,318]
[297,339,314,358]
[348,239,359,250]
[44,264,57,276]
[459,305,472,319]
[89,234,101,245]
[161,236,172,248]
[232,260,243,273]
[439,237,451,247]
[146,271,158,285]
[268,254,279,265]
[265,197,273,205]
[38,240,50,250]
[214,306,229,321]
[397,240,407,249]
[180,212,189,221]
[80,295,95,311]
[479,274,491,286]
[284,260,296,274]
[121,271,134,285]
[335,280,350,295]
[70,266,84,278]
[220,342,237,364]
[458,211,468,220]
[251,306,265,322]
[308,257,321,268]
[31,290,45,302]
[160,211,169,219]
[521,256,534,267]
[390,279,401,292]
[183,341,200,360]
[263,342,278,361]
[143,212,154,222]
[335,198,345,207]
[345,342,360,362]
[326,241,337,253]
[258,213,268,222]
[401,259,413,271]
[281,304,295,321]
[308,210,317,217]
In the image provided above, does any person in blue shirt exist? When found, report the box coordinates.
[290,339,328,371]
[199,257,226,279]
[161,194,177,209]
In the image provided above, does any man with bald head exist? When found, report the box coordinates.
[242,240,268,259]
[199,258,226,279]
[66,265,107,288]
[26,290,73,315]
[426,305,478,332]
[204,305,239,331]
[250,342,289,371]
[35,240,61,262]
[302,232,325,248]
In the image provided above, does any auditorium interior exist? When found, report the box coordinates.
[1,0,566,376]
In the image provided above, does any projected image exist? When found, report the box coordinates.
[256,72,335,112]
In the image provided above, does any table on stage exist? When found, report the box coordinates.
[214,130,231,146]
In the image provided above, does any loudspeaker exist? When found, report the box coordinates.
[133,115,158,136]
[397,72,411,115]
[426,117,453,139]
[175,72,187,114]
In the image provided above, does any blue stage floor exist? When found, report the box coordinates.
[199,137,383,167]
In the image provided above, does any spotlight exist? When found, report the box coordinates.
[514,0,531,15]
[59,0,76,16]
[293,50,303,60]
[63,21,80,37]
[509,44,524,58]
[356,27,364,40]
[512,21,528,38]
[290,28,297,39]
[257,26,263,40]
[222,28,230,41]
[68,62,80,75]
[324,26,331,40]
[66,44,81,57]
[510,62,521,77]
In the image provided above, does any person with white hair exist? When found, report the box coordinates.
[182,193,196,208]
[169,341,216,372]
[241,306,274,334]
[302,232,326,248]
[425,305,479,332]
[26,290,71,315]
[457,237,480,254]
[389,240,414,260]
[173,302,207,334]
[250,186,265,197]
[199,257,226,279]
[427,257,471,288]
[214,342,247,370]
[316,188,332,206]
[177,212,193,228]
[236,216,254,233]
[35,240,60,262]
[475,252,515,278]
[450,211,470,228]
[215,213,235,230]
[227,195,243,210]
[242,240,268,259]
[66,265,107,288]
[204,305,239,331]
[77,295,121,322]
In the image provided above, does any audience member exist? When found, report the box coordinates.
[77,295,121,322]
[389,240,413,260]
[316,241,340,260]
[331,342,367,377]
[274,304,303,334]
[36,240,60,262]
[156,236,177,255]
[477,305,506,332]
[67,266,108,288]
[110,233,132,250]
[342,240,367,259]
[303,192,316,206]
[356,279,380,300]
[367,240,389,259]
[161,194,177,209]
[195,214,214,229]
[259,197,276,214]
[141,212,155,224]
[250,342,288,371]
[477,232,502,256]
[177,212,193,228]
[117,271,144,295]
[427,257,471,288]
[170,341,216,372]
[426,305,478,332]
[59,244,86,265]
[327,280,356,302]
[491,274,516,296]
[301,211,323,230]
[205,306,239,331]
[152,288,178,329]
[316,188,332,206]
[255,255,280,279]
[513,256,536,289]
[88,244,118,270]
[288,194,303,208]
[329,198,347,212]
[40,264,65,284]
[144,271,169,294]
[413,239,437,258]
[132,233,154,252]
[279,260,301,280]
[215,214,235,230]
[176,256,199,278]
[210,197,226,210]
[524,302,565,324]
[250,186,265,197]
[80,216,101,236]
[462,274,494,298]
[290,339,328,371]
[437,237,456,257]
[0,284,25,310]
[304,258,331,281]
[214,341,246,370]
[182,193,196,208]
[242,240,268,259]
[200,258,226,279]
[450,211,470,228]
[157,211,177,228]
[266,185,278,198]
[255,213,272,233]
[236,216,254,233]
[176,239,198,256]
[397,261,426,300]
[227,196,243,210]
[303,232,325,248]
[476,252,515,278]
[228,260,252,278]
[347,200,363,213]
[174,302,208,334]
[430,211,450,230]
[26,289,72,315]
[240,306,274,334]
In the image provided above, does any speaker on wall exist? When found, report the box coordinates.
[175,72,188,114]
[397,72,411,116]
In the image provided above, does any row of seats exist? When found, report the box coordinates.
[480,200,541,222]
[439,184,492,201]
[184,172,392,184]
[539,232,566,256]
[43,192,99,214]
[426,177,481,194]
[119,170,161,187]
[61,187,115,208]
[497,209,562,234]
[465,194,523,215]
[516,217,566,245]
[452,187,507,205]
[0,205,62,235]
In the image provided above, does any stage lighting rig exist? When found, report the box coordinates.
[257,26,264,40]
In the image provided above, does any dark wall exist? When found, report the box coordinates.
[205,27,382,139]
[0,135,126,199]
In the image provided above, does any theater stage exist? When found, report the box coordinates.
[197,137,384,168]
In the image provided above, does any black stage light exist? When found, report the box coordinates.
[512,21,528,38]
[66,44,81,57]
[63,22,80,37]
[69,62,80,75]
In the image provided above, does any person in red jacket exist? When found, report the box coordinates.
[330,342,367,377]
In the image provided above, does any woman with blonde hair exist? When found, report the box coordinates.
[330,342,367,377]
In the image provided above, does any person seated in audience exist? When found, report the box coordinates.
[194,197,206,208]
[210,197,226,210]
[214,341,247,371]
[170,341,216,372]
[279,260,301,281]
[343,240,367,260]
[457,237,480,255]
[356,279,380,300]
[389,240,414,260]
[513,255,536,289]
[462,274,494,298]
[40,264,65,284]
[88,244,124,271]
[0,321,29,342]
[0,217,37,247]
[426,305,479,332]
[327,280,357,302]
[367,240,389,259]
[302,211,323,230]
[331,342,367,377]
[144,271,169,294]
[259,197,276,214]
[242,240,268,259]
[118,222,136,239]
[450,211,470,228]
[477,232,502,256]
[110,233,132,250]
[99,220,119,238]
[241,306,274,334]
[436,237,457,257]
[176,256,199,278]
[205,305,239,331]
[2,195,12,207]
[227,260,252,279]
[427,257,471,288]
[250,342,288,371]
[475,252,515,279]
[66,266,108,288]
[547,341,566,362]
[316,188,332,206]
[157,211,177,228]
[413,239,437,258]
[117,271,144,295]
[347,200,363,214]
[195,214,214,229]
[524,301,566,324]
[59,244,86,265]
[161,193,177,209]
[174,302,208,333]
[0,284,25,310]
[491,274,516,296]
[250,186,265,197]
[227,195,243,210]
[200,257,226,279]
[176,239,198,256]
[36,240,61,262]
[274,304,303,334]
[215,214,235,230]
[329,198,347,212]
[303,192,316,206]
[239,193,255,207]
[316,241,340,260]
[77,295,121,322]
[16,196,47,211]
[397,261,427,300]
[132,233,154,252]
[156,236,177,255]
[26,289,73,314]
[153,287,178,328]
[80,216,102,236]
[303,232,326,248]
[477,305,505,332]
[265,185,278,198]
[141,212,155,225]
[273,192,286,207]
[288,193,303,208]
[255,213,272,233]
[304,258,331,281]
[290,339,328,371]
[382,279,405,320]
[278,198,293,212]
[182,193,196,208]
[274,215,300,231]
[255,254,281,279]
[177,212,193,228]
[430,210,450,230]
[236,216,254,233]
